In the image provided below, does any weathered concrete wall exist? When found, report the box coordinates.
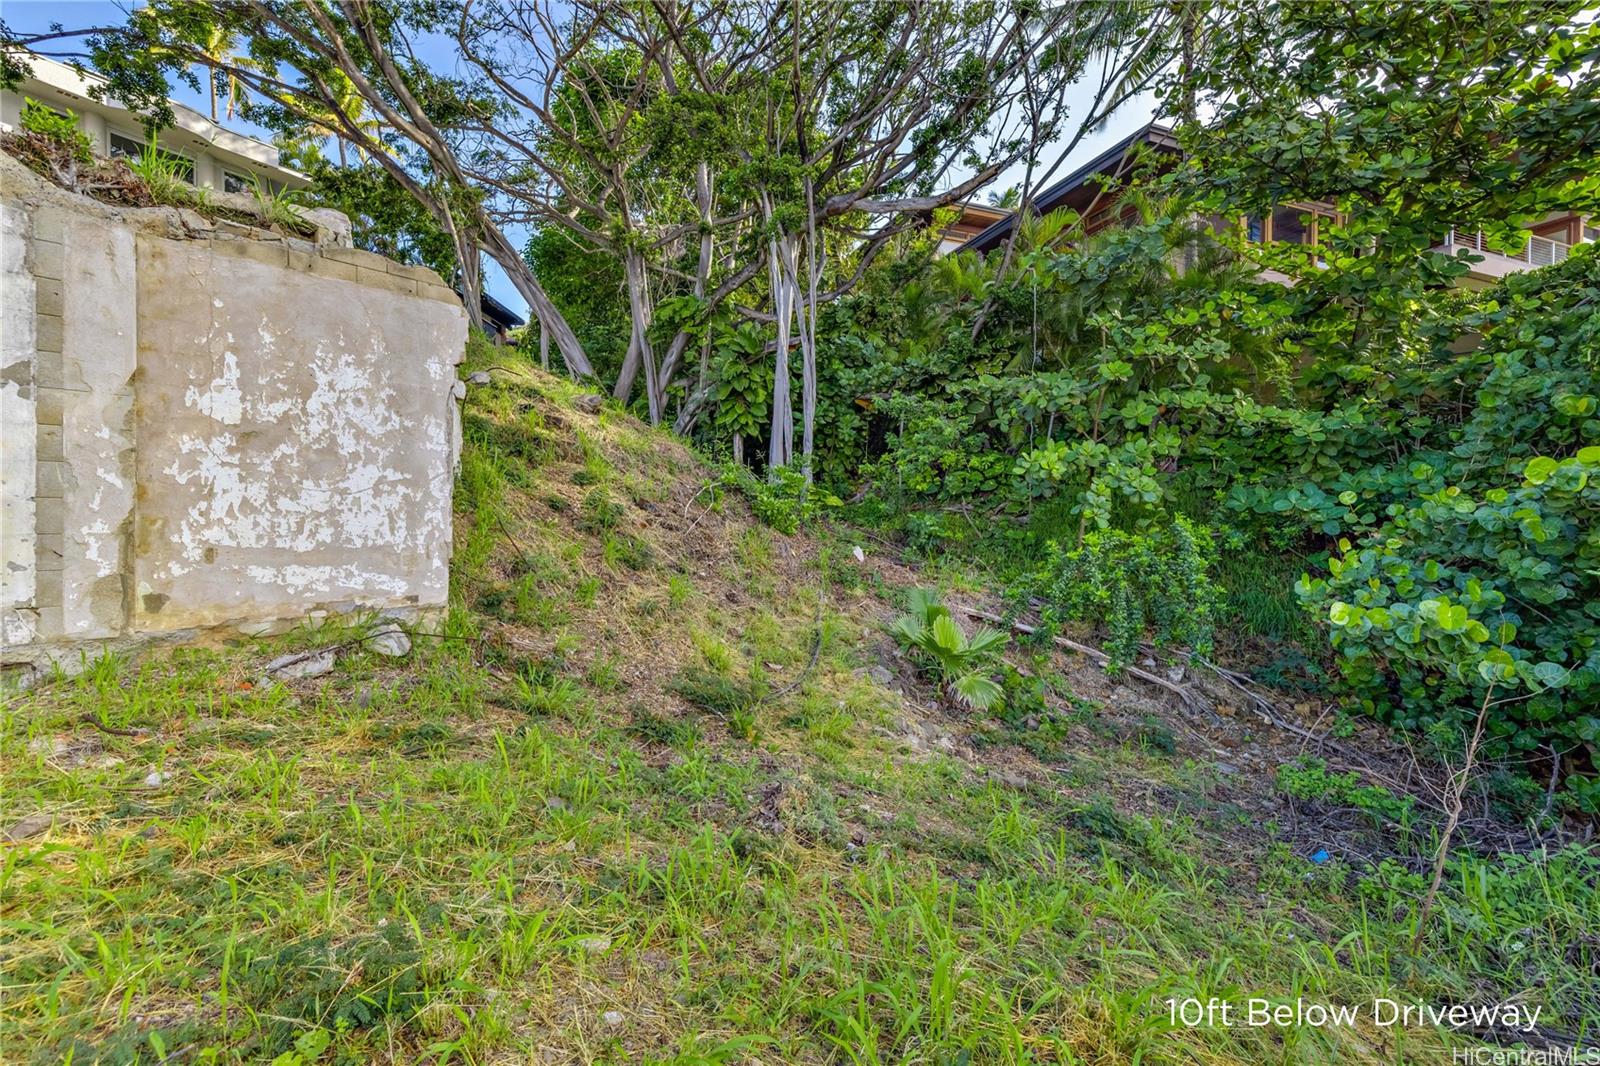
[1,200,38,647]
[0,154,467,678]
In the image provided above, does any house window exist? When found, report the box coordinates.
[107,131,195,183]
[1585,226,1599,243]
[227,170,284,197]
[1244,204,1341,247]
[1271,205,1310,245]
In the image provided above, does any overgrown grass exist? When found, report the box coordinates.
[2,361,1593,1063]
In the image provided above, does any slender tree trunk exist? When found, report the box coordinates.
[767,230,797,473]
[614,334,641,404]
[657,163,716,417]
[442,209,485,334]
[732,432,744,466]
[479,227,594,380]
[624,249,662,425]
[459,255,485,334]
[539,322,549,370]
[1178,2,1199,275]
[798,175,821,480]
[210,73,219,122]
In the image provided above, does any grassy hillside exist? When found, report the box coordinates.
[2,356,1594,1065]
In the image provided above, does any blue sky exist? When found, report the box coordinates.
[5,0,1157,318]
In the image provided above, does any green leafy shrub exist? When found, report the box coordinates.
[890,588,1010,709]
[719,462,838,535]
[708,321,771,447]
[1028,516,1220,672]
[866,395,1010,501]
[1297,449,1599,797]
[20,98,92,163]
[1276,756,1417,828]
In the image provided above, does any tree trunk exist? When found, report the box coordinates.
[613,333,641,404]
[733,432,744,466]
[624,250,662,425]
[766,231,797,473]
[479,227,594,380]
[539,322,549,370]
[656,162,716,418]
[798,175,821,481]
[443,210,486,334]
[459,256,485,334]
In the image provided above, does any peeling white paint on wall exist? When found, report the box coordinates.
[133,234,465,632]
[244,563,415,597]
[58,213,139,638]
[187,350,244,425]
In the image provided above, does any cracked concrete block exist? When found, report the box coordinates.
[35,569,62,609]
[36,461,67,498]
[31,208,63,244]
[210,235,288,269]
[34,277,61,317]
[308,254,361,283]
[35,498,63,536]
[36,423,63,461]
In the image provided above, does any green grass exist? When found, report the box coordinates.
[2,363,1594,1064]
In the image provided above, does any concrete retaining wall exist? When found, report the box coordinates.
[0,154,467,680]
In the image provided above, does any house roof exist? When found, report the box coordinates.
[480,290,526,331]
[958,122,1181,254]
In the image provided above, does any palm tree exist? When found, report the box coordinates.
[199,25,235,122]
[302,71,381,167]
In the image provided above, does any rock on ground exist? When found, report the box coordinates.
[263,648,337,680]
[4,813,52,841]
[367,629,411,658]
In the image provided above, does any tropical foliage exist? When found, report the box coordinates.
[891,589,1010,710]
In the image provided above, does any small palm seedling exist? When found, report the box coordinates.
[890,588,1010,710]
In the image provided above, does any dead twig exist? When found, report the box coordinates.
[952,604,1210,713]
[1412,683,1494,953]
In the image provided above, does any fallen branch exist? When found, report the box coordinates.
[1195,655,1326,745]
[952,604,1210,712]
